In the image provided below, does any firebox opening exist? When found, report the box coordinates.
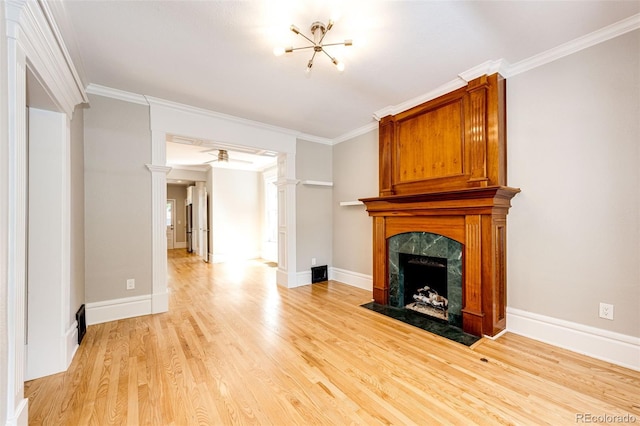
[400,253,448,322]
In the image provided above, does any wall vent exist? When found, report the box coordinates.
[76,304,86,344]
[311,265,328,283]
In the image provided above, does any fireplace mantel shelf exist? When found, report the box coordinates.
[360,186,520,216]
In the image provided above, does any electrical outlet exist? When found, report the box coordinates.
[126,278,135,290]
[599,302,614,320]
[311,258,317,266]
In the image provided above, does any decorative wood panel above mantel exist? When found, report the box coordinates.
[378,73,507,197]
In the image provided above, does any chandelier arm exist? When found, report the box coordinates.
[288,45,315,52]
[296,32,316,46]
[317,29,329,45]
[320,48,336,62]
[321,41,351,48]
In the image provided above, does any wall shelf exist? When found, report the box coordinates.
[339,201,364,206]
[301,180,333,187]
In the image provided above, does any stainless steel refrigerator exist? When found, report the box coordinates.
[186,203,193,253]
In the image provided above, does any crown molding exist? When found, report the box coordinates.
[86,83,149,105]
[6,0,88,116]
[333,121,378,145]
[296,133,333,145]
[458,59,510,82]
[372,78,466,121]
[371,59,508,121]
[506,13,640,78]
[371,14,639,122]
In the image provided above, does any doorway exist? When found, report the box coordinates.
[166,199,175,250]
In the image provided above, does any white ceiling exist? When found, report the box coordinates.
[51,1,639,150]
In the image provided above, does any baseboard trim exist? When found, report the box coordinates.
[173,242,187,249]
[296,270,312,287]
[507,307,640,371]
[86,295,152,325]
[152,291,169,314]
[329,267,373,291]
[7,397,29,426]
[65,320,79,368]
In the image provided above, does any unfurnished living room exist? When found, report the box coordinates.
[1,1,639,425]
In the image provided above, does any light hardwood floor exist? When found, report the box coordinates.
[26,250,640,425]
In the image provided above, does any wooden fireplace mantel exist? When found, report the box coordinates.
[361,73,519,337]
[360,186,519,337]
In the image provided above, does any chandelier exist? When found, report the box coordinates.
[273,20,352,74]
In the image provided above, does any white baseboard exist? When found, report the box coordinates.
[295,268,373,289]
[7,397,29,426]
[173,242,187,249]
[329,267,373,291]
[65,320,79,368]
[86,295,152,325]
[152,291,169,314]
[296,270,311,287]
[507,307,640,371]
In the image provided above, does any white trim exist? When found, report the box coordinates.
[373,78,467,121]
[329,267,373,291]
[506,13,640,78]
[85,295,152,325]
[507,307,640,371]
[86,83,149,105]
[296,133,333,145]
[6,398,28,426]
[173,242,187,249]
[332,122,378,145]
[145,164,172,174]
[371,15,640,123]
[296,270,312,288]
[339,201,364,206]
[65,321,79,368]
[300,180,333,187]
[483,328,508,341]
[151,291,168,314]
[458,59,509,82]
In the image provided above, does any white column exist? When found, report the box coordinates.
[275,152,299,288]
[5,5,29,423]
[146,130,171,314]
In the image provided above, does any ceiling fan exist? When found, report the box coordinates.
[204,149,253,165]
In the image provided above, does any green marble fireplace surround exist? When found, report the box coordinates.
[388,232,463,328]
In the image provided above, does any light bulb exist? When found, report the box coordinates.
[273,46,285,57]
[332,58,345,72]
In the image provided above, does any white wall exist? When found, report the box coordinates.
[332,130,378,276]
[211,168,261,262]
[507,30,639,339]
[70,105,85,325]
[296,140,333,272]
[84,95,152,305]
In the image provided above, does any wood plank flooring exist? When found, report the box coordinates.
[25,250,640,425]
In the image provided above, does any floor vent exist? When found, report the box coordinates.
[76,304,86,344]
[311,265,328,283]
